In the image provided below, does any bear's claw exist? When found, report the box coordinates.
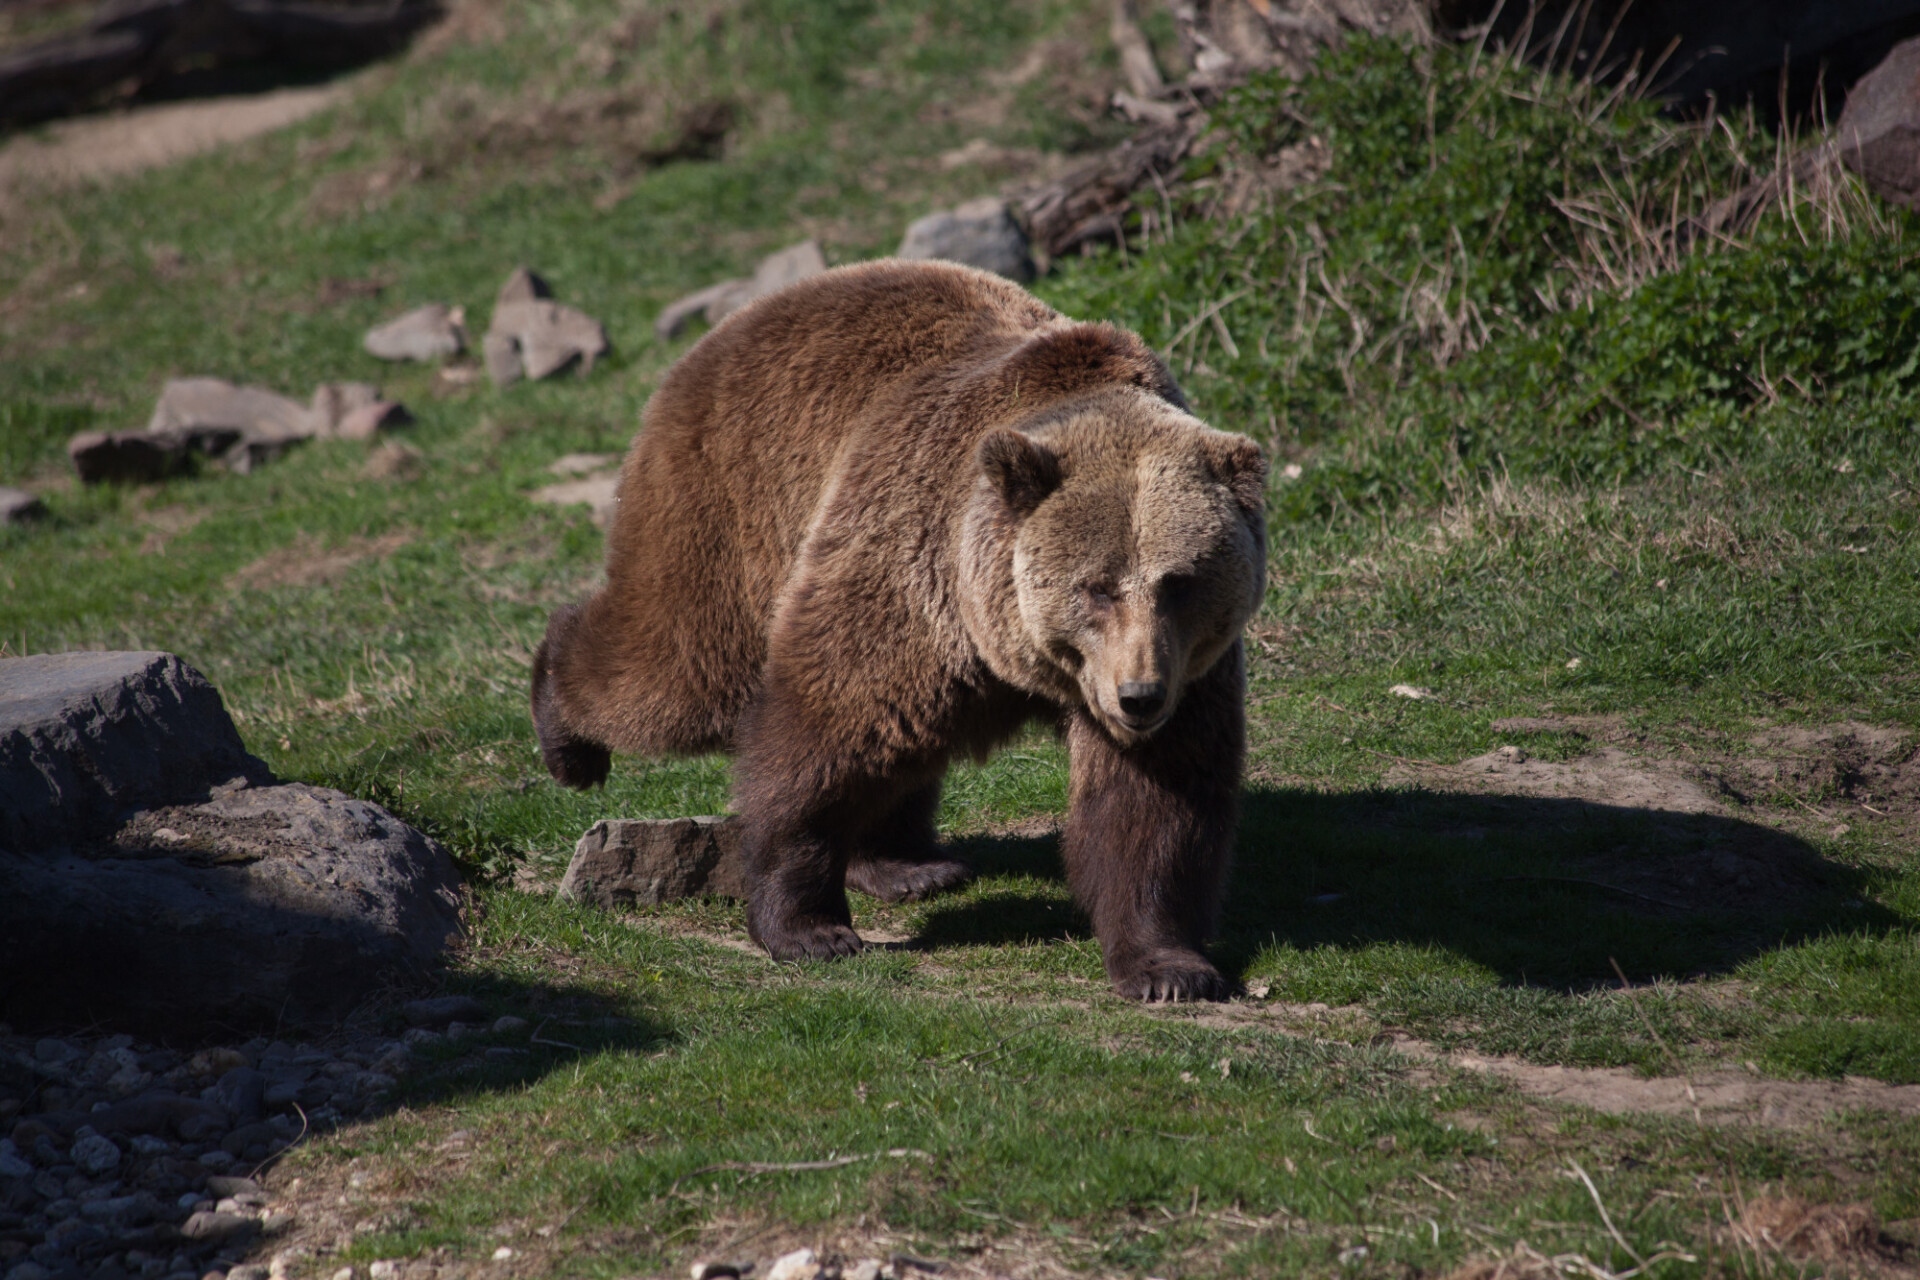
[845,856,974,903]
[754,917,866,961]
[1111,949,1234,1003]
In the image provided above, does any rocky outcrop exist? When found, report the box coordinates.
[1839,35,1920,210]
[0,651,462,1033]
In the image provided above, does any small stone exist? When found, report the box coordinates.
[528,475,619,526]
[401,997,487,1029]
[195,1152,234,1172]
[69,1132,121,1177]
[399,1030,443,1050]
[227,1268,268,1280]
[558,816,744,907]
[309,383,382,437]
[6,1263,52,1280]
[179,1212,255,1245]
[488,1249,511,1263]
[0,1150,31,1178]
[897,197,1034,282]
[490,1017,528,1036]
[188,1051,249,1079]
[763,1249,818,1280]
[1,487,46,524]
[845,1262,884,1280]
[258,1212,295,1236]
[335,402,412,442]
[364,306,467,362]
[330,1270,353,1280]
[689,1264,740,1280]
[214,1070,266,1124]
[485,301,608,385]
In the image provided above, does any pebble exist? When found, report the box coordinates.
[227,1267,268,1280]
[369,1262,399,1279]
[689,1264,741,1280]
[764,1249,819,1280]
[489,1017,528,1036]
[195,1152,235,1171]
[6,1263,53,1280]
[330,1270,353,1280]
[845,1263,885,1280]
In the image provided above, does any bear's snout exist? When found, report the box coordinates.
[1117,679,1168,723]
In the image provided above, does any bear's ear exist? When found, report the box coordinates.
[1203,432,1268,513]
[977,429,1063,517]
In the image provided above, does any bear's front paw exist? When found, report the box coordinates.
[1110,948,1234,1003]
[845,855,974,903]
[753,916,866,961]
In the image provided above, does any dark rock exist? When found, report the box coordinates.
[1840,35,1920,209]
[0,783,463,1035]
[363,306,466,363]
[65,433,195,486]
[0,652,271,852]
[897,198,1034,282]
[215,1127,272,1159]
[557,816,745,908]
[208,1074,261,1128]
[400,997,486,1029]
[1,488,46,525]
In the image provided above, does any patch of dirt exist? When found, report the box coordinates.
[136,503,209,555]
[230,530,411,590]
[1729,721,1920,817]
[1392,1035,1920,1128]
[0,85,344,191]
[1388,744,1725,814]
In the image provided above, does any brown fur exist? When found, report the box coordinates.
[533,259,1266,1000]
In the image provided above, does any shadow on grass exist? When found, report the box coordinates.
[918,785,1901,988]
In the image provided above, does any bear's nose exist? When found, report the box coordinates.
[1117,680,1167,720]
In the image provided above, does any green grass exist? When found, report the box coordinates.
[5,3,1920,1275]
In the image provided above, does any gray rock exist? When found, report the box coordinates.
[6,1263,52,1280]
[557,816,745,908]
[199,1178,258,1200]
[333,402,411,442]
[490,1016,528,1035]
[484,301,609,385]
[1,486,46,524]
[897,198,1034,282]
[78,1193,153,1229]
[66,1132,118,1177]
[1,780,463,1034]
[528,474,619,527]
[178,1211,253,1245]
[308,383,382,438]
[147,379,313,445]
[363,305,467,363]
[1841,36,1920,209]
[655,240,828,342]
[0,651,270,852]
[211,1071,263,1125]
[495,267,552,306]
[400,997,486,1029]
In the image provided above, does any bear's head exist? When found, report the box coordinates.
[963,388,1267,746]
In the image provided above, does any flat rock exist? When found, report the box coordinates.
[148,378,313,443]
[1840,35,1920,209]
[485,299,609,386]
[529,474,619,526]
[363,304,467,362]
[0,651,270,851]
[309,382,382,437]
[655,240,828,342]
[334,401,412,441]
[495,267,552,306]
[558,816,745,907]
[0,782,463,1032]
[1,486,46,523]
[897,197,1034,281]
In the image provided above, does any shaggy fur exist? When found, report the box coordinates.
[533,259,1266,1001]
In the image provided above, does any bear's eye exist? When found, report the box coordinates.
[1082,584,1114,612]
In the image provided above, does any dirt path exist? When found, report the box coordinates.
[0,83,343,192]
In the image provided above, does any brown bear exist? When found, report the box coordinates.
[531,259,1266,1001]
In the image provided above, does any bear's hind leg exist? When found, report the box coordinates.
[845,779,975,903]
[532,604,612,789]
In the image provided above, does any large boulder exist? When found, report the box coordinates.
[1,652,270,851]
[1839,35,1920,210]
[0,652,463,1033]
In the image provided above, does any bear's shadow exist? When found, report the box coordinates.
[916,786,1897,988]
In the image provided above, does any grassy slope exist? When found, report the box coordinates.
[3,3,1918,1276]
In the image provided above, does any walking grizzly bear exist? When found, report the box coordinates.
[532,259,1266,1001]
